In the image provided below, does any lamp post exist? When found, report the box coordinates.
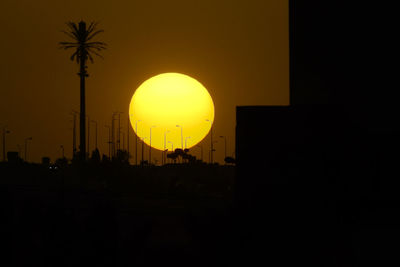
[206,119,214,163]
[87,115,90,156]
[163,130,170,165]
[149,125,157,165]
[219,135,227,161]
[24,137,32,162]
[185,136,191,149]
[60,145,65,158]
[2,127,10,162]
[176,125,183,149]
[168,141,173,164]
[141,137,147,165]
[135,120,141,165]
[127,116,130,163]
[105,125,111,159]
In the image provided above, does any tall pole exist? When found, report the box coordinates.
[135,120,141,165]
[127,116,130,163]
[87,115,90,156]
[164,130,170,165]
[185,137,191,149]
[141,137,147,165]
[78,21,87,161]
[105,125,111,159]
[176,125,183,149]
[206,119,213,163]
[61,145,65,158]
[149,125,156,165]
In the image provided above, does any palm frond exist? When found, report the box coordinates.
[87,22,98,34]
[87,47,104,60]
[61,30,77,41]
[60,20,107,64]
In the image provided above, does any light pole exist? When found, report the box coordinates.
[185,136,191,149]
[176,125,183,149]
[219,135,227,161]
[135,120,141,165]
[91,120,98,149]
[127,116,130,163]
[168,141,174,164]
[206,119,214,163]
[141,137,147,165]
[2,127,10,162]
[149,125,157,165]
[87,115,90,157]
[164,130,170,165]
[60,145,65,158]
[24,137,32,162]
[105,125,111,159]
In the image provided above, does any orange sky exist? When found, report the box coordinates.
[0,0,288,163]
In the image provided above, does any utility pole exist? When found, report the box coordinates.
[127,116,130,163]
[135,120,141,165]
[149,125,156,165]
[105,125,111,159]
[87,115,90,157]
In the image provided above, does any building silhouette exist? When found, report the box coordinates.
[235,1,399,266]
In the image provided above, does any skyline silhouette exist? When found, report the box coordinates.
[1,1,397,266]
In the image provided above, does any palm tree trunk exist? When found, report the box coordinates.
[79,52,86,161]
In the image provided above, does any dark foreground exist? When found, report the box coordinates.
[1,162,235,267]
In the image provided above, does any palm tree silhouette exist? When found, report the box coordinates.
[59,21,106,160]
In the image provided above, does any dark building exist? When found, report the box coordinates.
[235,1,399,266]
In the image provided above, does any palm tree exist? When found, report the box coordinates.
[59,21,106,160]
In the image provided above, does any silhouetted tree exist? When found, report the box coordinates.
[60,21,107,160]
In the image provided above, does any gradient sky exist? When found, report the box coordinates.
[0,0,288,163]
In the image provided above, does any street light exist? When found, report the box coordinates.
[105,125,111,159]
[185,136,191,149]
[176,125,183,149]
[24,137,32,162]
[149,125,157,165]
[163,130,170,165]
[135,119,141,165]
[168,141,174,164]
[141,137,147,165]
[206,119,214,163]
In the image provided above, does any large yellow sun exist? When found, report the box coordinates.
[129,73,214,151]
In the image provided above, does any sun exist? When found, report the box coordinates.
[129,73,214,151]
